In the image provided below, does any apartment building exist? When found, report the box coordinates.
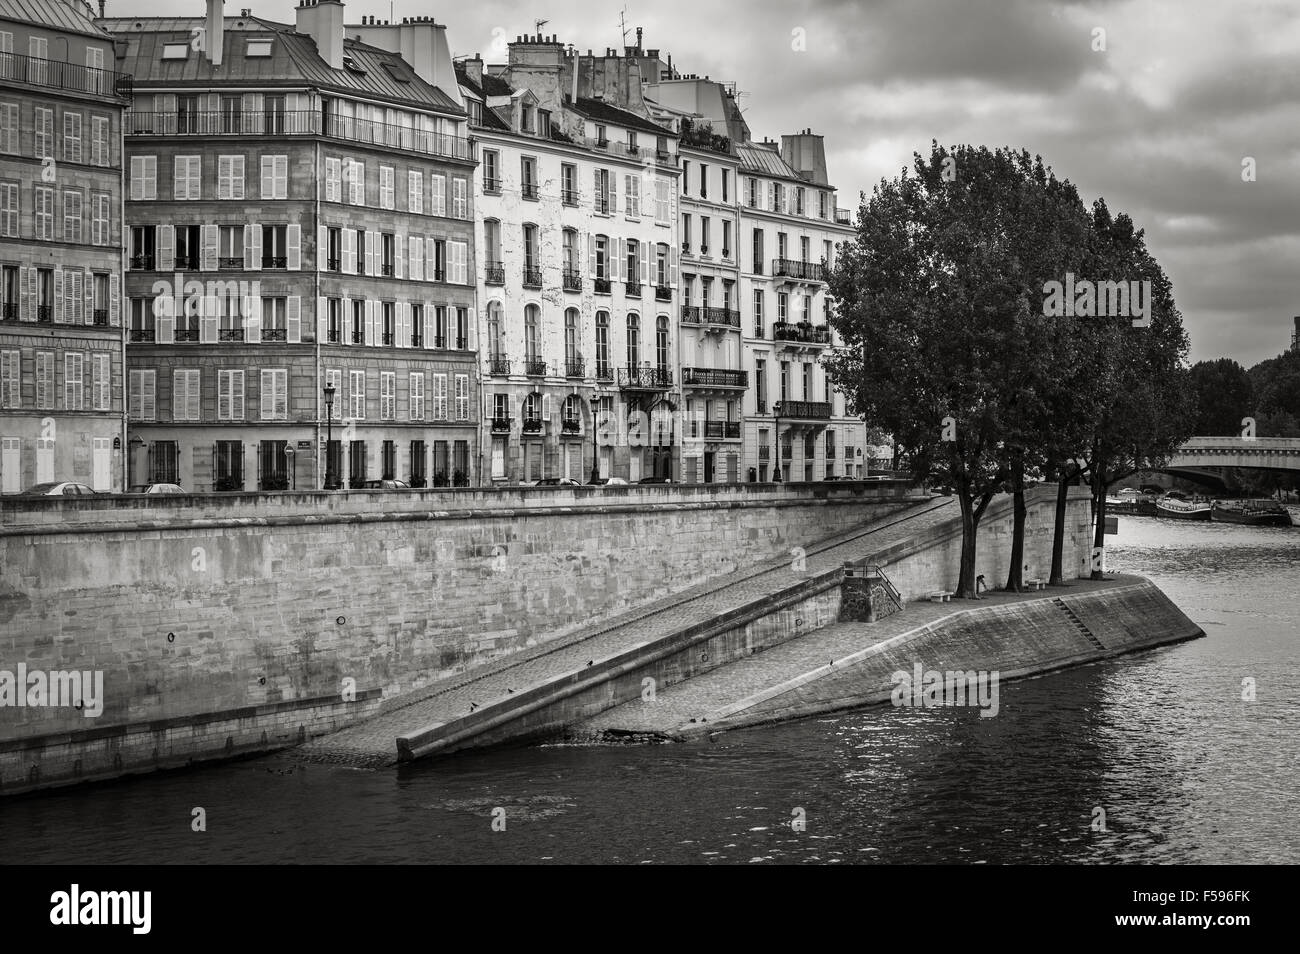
[0,0,130,493]
[450,35,682,484]
[106,0,479,492]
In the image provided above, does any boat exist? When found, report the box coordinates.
[1211,499,1293,527]
[1154,495,1212,520]
[1105,492,1157,516]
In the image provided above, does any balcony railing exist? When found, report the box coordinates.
[773,321,832,345]
[485,263,505,285]
[382,332,394,345]
[524,358,547,377]
[655,286,672,302]
[617,366,672,390]
[174,255,197,271]
[682,367,748,388]
[488,356,511,375]
[563,269,582,292]
[490,416,512,434]
[835,208,853,225]
[434,335,447,348]
[124,109,476,162]
[561,188,579,206]
[680,305,701,323]
[565,356,585,378]
[130,254,155,270]
[753,323,765,338]
[175,328,199,342]
[327,328,341,343]
[704,307,741,327]
[521,182,539,200]
[756,398,767,414]
[218,328,244,341]
[380,263,394,277]
[92,309,108,326]
[561,418,581,434]
[625,282,641,297]
[596,364,613,382]
[262,256,287,269]
[219,256,244,269]
[521,417,543,433]
[36,306,52,323]
[594,277,611,295]
[456,337,467,350]
[523,267,543,289]
[758,445,771,461]
[703,421,742,439]
[431,268,446,283]
[352,330,365,343]
[326,257,340,271]
[775,400,832,420]
[129,328,155,342]
[0,52,132,100]
[773,258,825,282]
[483,177,501,194]
[411,333,422,348]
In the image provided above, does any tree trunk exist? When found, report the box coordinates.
[1004,454,1025,592]
[956,488,978,598]
[1049,471,1072,585]
[1090,465,1108,581]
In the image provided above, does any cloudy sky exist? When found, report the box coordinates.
[146,0,1300,366]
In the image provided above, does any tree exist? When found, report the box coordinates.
[1188,358,1253,435]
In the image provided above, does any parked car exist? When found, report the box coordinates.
[637,476,673,484]
[588,476,629,486]
[128,483,186,494]
[534,477,580,486]
[362,478,411,490]
[21,481,97,496]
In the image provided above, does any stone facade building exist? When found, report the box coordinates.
[106,0,479,492]
[0,0,131,493]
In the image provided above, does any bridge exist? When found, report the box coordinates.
[1153,437,1300,489]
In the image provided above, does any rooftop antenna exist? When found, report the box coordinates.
[618,7,629,47]
[535,18,549,36]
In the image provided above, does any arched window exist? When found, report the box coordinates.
[596,310,610,378]
[486,301,503,361]
[522,392,541,426]
[562,394,583,432]
[656,315,669,372]
[524,303,539,363]
[564,307,580,373]
[627,313,640,368]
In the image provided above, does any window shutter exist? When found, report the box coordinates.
[364,230,375,275]
[53,267,63,324]
[286,295,301,343]
[201,223,217,271]
[424,235,434,280]
[232,370,244,420]
[343,227,355,274]
[394,233,403,279]
[395,302,406,349]
[423,301,434,349]
[260,369,274,420]
[187,370,200,420]
[200,295,218,343]
[156,294,175,343]
[608,173,617,214]
[246,294,261,343]
[83,268,93,324]
[158,224,174,270]
[274,156,287,199]
[318,225,328,272]
[588,234,595,278]
[105,271,119,326]
[218,372,230,420]
[365,299,375,346]
[593,168,601,211]
[243,223,260,271]
[287,224,301,270]
[409,237,421,281]
[260,156,274,199]
[317,296,327,342]
[542,394,551,425]
[669,246,678,286]
[18,266,30,320]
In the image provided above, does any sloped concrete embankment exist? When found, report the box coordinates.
[688,581,1203,736]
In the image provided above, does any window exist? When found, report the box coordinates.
[379,165,394,209]
[91,193,110,245]
[778,292,788,321]
[411,302,423,346]
[524,304,540,363]
[260,296,286,336]
[380,371,395,420]
[722,220,732,258]
[596,311,609,377]
[801,235,810,263]
[753,289,764,336]
[130,156,157,200]
[408,169,423,213]
[625,239,639,285]
[218,369,244,420]
[346,159,365,204]
[0,181,17,237]
[483,150,500,192]
[218,155,245,199]
[595,235,609,280]
[220,94,242,134]
[381,234,395,276]
[521,157,538,200]
[455,308,468,350]
[260,369,287,420]
[595,123,607,146]
[349,369,365,418]
[538,109,551,138]
[215,441,244,490]
[561,162,577,204]
[261,155,288,199]
[623,174,640,217]
[448,241,468,284]
[656,316,669,371]
[452,177,467,218]
[325,368,342,419]
[34,187,53,240]
[520,103,533,133]
[594,168,610,214]
[62,191,81,243]
[435,305,449,349]
[803,364,813,401]
[523,224,539,278]
[32,351,52,408]
[0,102,18,155]
[682,161,690,196]
[755,358,767,410]
[654,178,670,224]
[432,373,448,420]
[564,308,579,367]
[162,43,188,59]
[700,163,708,199]
[722,169,730,203]
[455,374,469,420]
[682,213,691,251]
[263,95,286,135]
[34,107,52,158]
[65,353,84,411]
[92,353,110,410]
[62,112,82,163]
[261,226,288,269]
[91,117,108,166]
[655,244,668,287]
[173,368,200,421]
[409,372,425,420]
[430,172,445,215]
[626,313,640,368]
[129,370,156,421]
[174,155,201,200]
[701,216,710,253]
[152,442,179,484]
[246,38,273,57]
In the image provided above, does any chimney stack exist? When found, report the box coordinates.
[296,0,345,70]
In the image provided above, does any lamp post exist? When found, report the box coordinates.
[773,402,782,483]
[589,400,601,484]
[284,444,295,491]
[323,384,341,490]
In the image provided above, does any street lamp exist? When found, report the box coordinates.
[323,384,341,490]
[773,403,782,483]
[284,444,295,491]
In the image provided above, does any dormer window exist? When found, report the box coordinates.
[468,100,482,125]
[161,43,188,60]
[246,39,272,57]
[521,104,533,133]
[595,123,607,147]
[538,109,550,137]
[342,55,366,75]
[382,62,412,83]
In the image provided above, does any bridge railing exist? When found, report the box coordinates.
[1179,437,1300,450]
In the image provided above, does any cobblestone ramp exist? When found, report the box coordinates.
[293,494,950,767]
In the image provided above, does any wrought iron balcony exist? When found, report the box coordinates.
[758,444,771,461]
[565,356,585,378]
[431,268,446,283]
[1,52,132,100]
[411,332,422,347]
[352,331,365,343]
[130,254,155,270]
[753,323,765,339]
[261,256,287,269]
[36,306,52,323]
[219,328,244,341]
[617,366,673,390]
[219,256,244,269]
[625,282,642,297]
[524,358,547,377]
[596,364,613,382]
[483,177,501,194]
[490,416,512,434]
[562,188,579,206]
[773,321,832,346]
[775,400,832,420]
[655,285,672,302]
[772,258,825,282]
[522,417,543,433]
[327,328,341,343]
[522,182,539,200]
[682,367,747,388]
[704,307,741,328]
[93,309,108,326]
[326,257,340,271]
[380,263,394,276]
[523,267,543,289]
[680,305,701,323]
[174,254,198,270]
[130,328,155,342]
[594,277,611,295]
[756,398,767,414]
[488,356,511,375]
[455,337,467,349]
[563,269,582,292]
[561,417,581,434]
[835,208,853,225]
[382,332,394,345]
[703,421,742,439]
[175,328,199,342]
[485,263,505,285]
[434,335,447,348]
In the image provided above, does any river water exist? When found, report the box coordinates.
[4,517,1297,865]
